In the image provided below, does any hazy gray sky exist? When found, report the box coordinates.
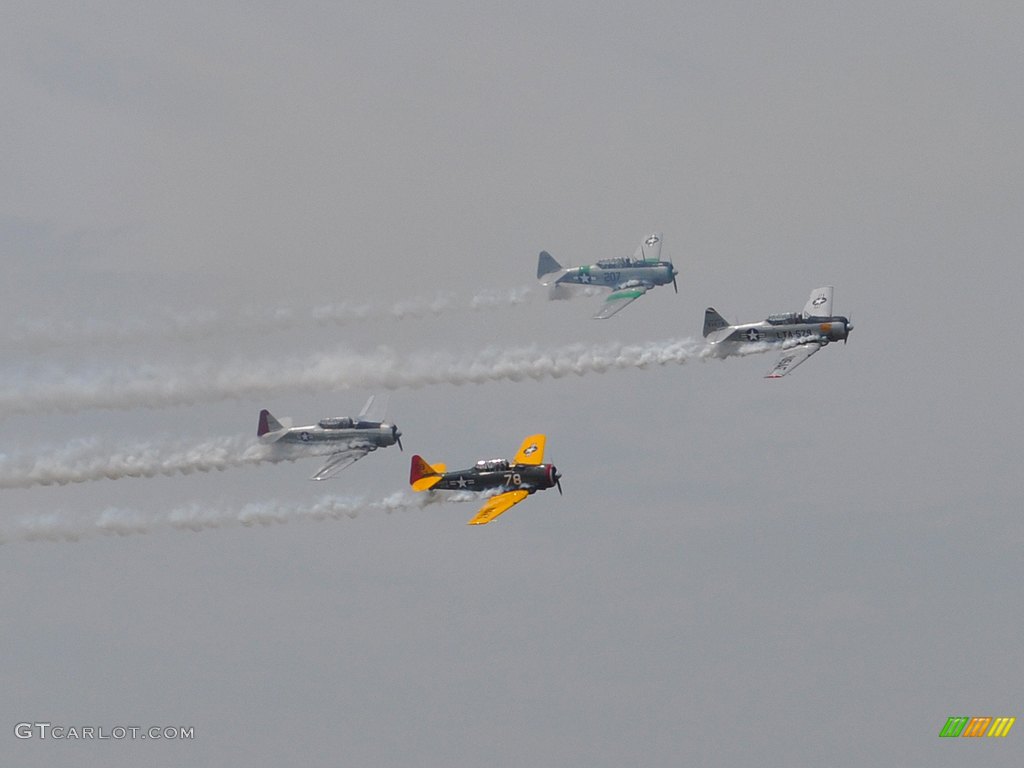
[3,2,1022,766]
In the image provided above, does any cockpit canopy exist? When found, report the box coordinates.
[318,417,354,429]
[595,257,634,269]
[766,312,800,325]
[475,459,509,472]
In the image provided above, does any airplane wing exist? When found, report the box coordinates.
[310,444,375,480]
[593,286,648,319]
[467,489,530,525]
[357,394,389,423]
[764,343,822,378]
[513,434,546,465]
[633,232,663,263]
[802,286,834,318]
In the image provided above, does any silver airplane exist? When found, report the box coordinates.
[537,232,678,319]
[703,286,853,378]
[257,395,402,480]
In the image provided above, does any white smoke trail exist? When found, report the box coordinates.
[705,340,778,358]
[4,286,538,351]
[0,435,329,489]
[1,490,482,544]
[0,337,712,417]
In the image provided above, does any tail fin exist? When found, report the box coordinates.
[537,251,563,280]
[410,455,445,491]
[258,409,287,441]
[703,308,729,338]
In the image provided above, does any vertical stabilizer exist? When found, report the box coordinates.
[409,455,445,491]
[703,308,729,337]
[258,409,285,438]
[537,251,563,280]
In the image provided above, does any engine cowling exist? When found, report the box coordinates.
[821,317,852,342]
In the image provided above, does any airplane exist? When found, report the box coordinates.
[537,232,678,319]
[703,286,853,377]
[409,434,562,525]
[257,395,402,480]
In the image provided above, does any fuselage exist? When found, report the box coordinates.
[554,260,675,289]
[437,460,559,494]
[276,419,400,449]
[712,314,852,348]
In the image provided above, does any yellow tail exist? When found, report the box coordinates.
[410,455,446,491]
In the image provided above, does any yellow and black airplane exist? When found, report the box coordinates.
[409,434,561,525]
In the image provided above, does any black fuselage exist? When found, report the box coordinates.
[438,462,558,494]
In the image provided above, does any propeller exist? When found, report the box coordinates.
[670,263,679,293]
[393,425,403,451]
[554,468,563,495]
[845,316,853,344]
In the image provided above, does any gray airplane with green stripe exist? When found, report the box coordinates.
[537,232,678,319]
